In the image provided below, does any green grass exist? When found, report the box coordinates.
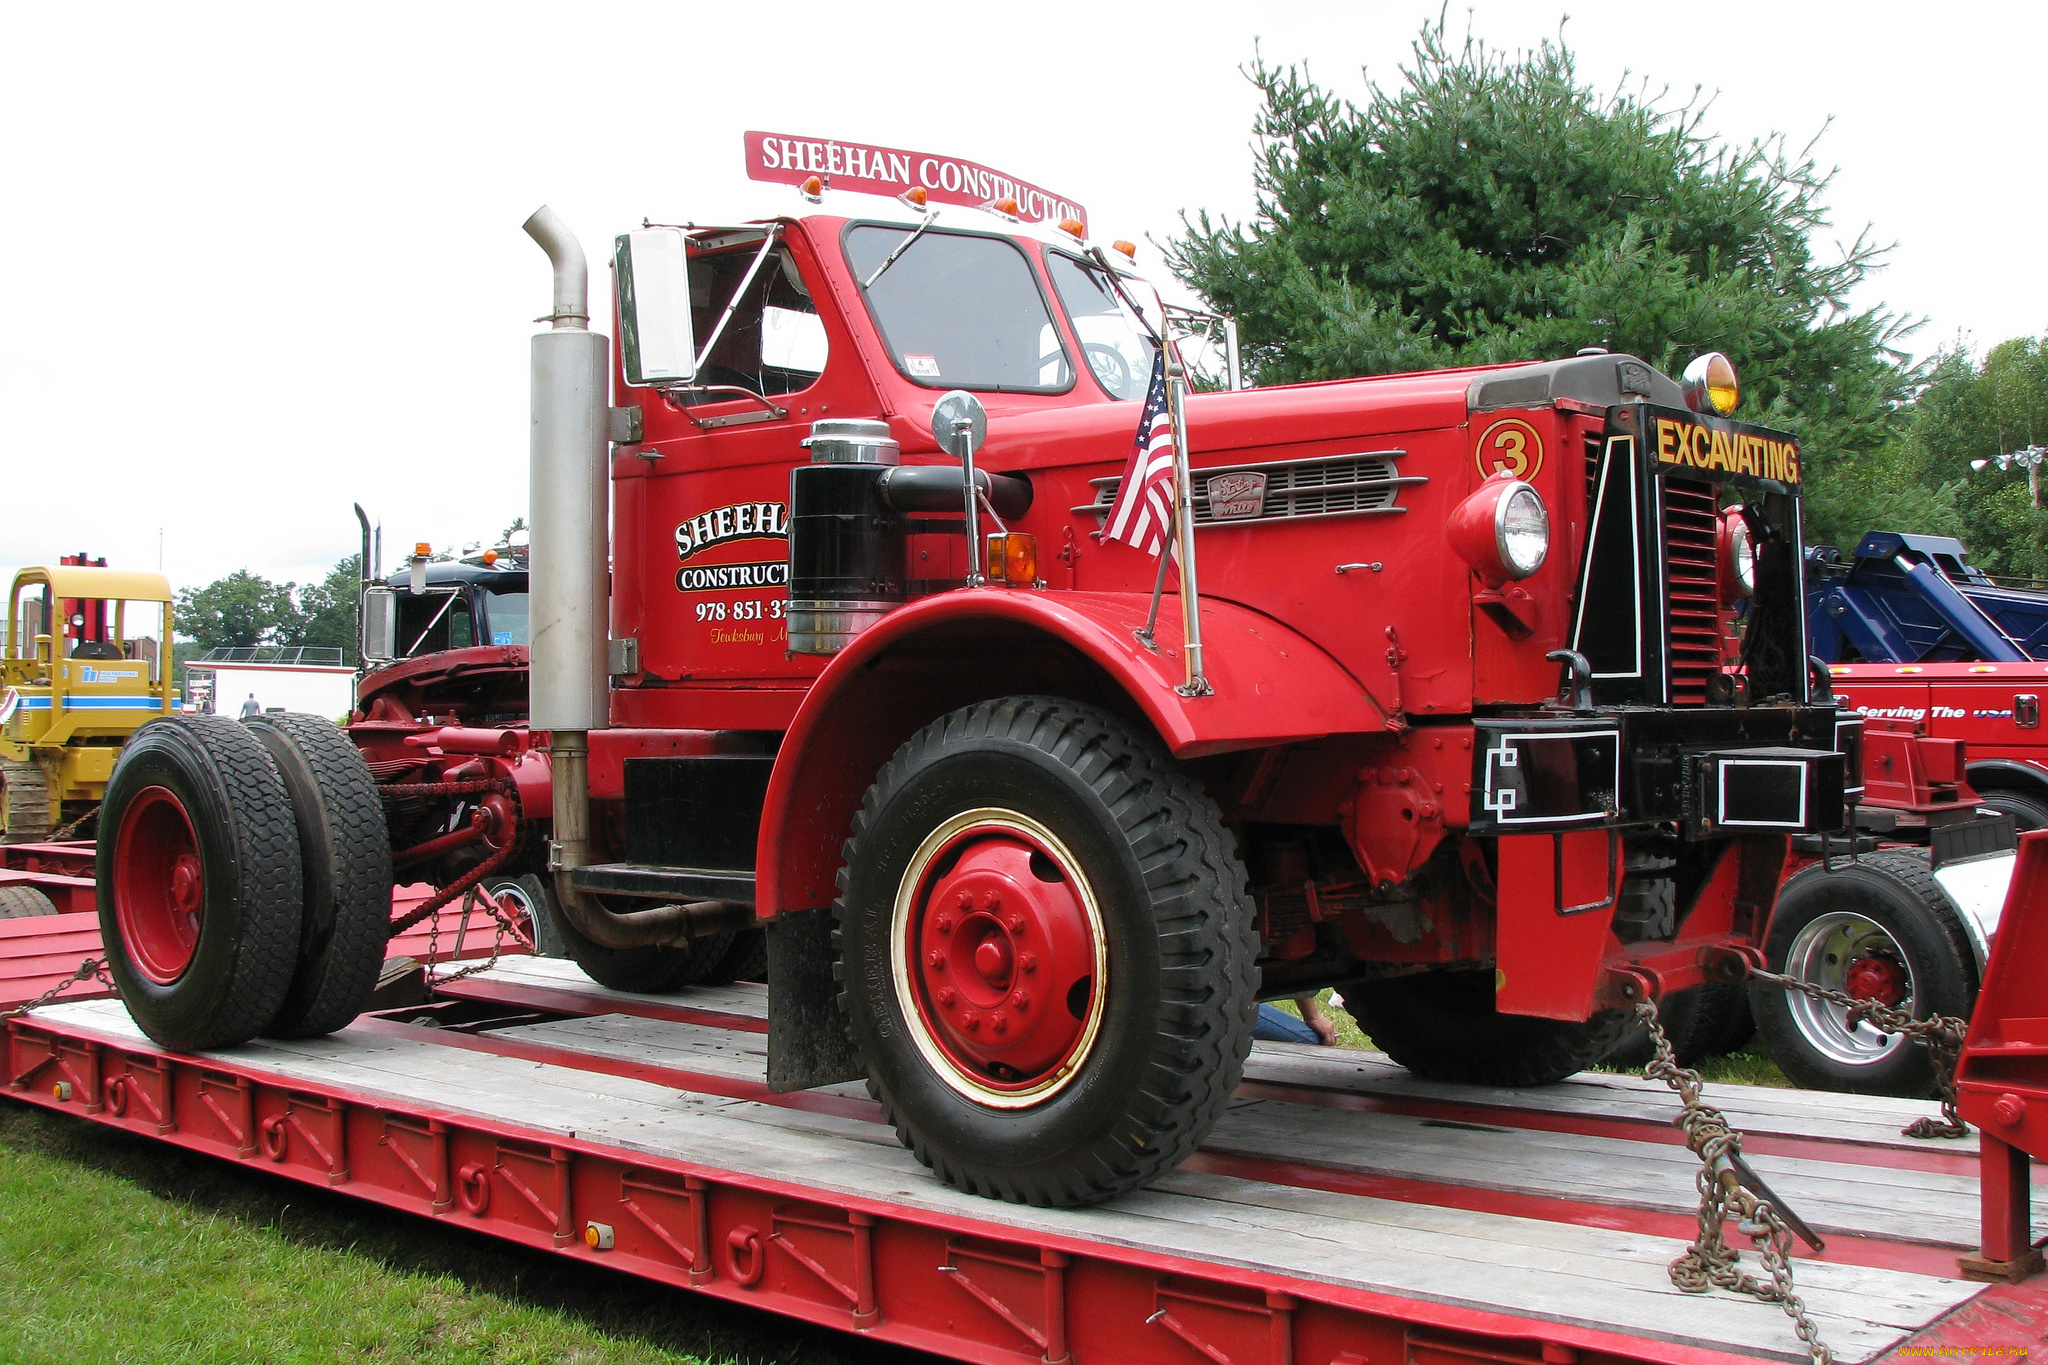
[0,1100,938,1365]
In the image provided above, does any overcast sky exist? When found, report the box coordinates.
[3,0,2042,605]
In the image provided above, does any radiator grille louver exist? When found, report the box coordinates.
[1663,478,1722,704]
[1079,452,1419,527]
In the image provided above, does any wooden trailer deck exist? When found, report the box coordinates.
[10,953,2044,1365]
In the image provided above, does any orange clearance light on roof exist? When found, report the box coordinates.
[1058,217,1086,241]
[900,186,929,209]
[482,550,499,566]
[799,175,824,202]
[986,532,1038,587]
[1112,240,1137,261]
[984,196,1020,222]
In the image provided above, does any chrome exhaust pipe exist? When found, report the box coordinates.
[524,207,722,950]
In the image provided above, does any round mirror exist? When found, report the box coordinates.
[930,390,988,460]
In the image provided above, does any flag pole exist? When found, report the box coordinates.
[1135,502,1175,651]
[1163,348,1210,696]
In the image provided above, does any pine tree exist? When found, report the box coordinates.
[1167,20,1925,545]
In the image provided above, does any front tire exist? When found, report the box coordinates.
[97,717,303,1050]
[1343,970,1631,1086]
[835,697,1257,1207]
[1752,850,1974,1097]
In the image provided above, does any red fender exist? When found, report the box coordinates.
[754,588,1389,917]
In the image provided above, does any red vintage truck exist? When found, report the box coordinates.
[90,186,1851,1207]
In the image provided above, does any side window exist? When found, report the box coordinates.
[447,597,475,649]
[691,247,829,397]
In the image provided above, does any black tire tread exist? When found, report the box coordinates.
[1345,972,1633,1087]
[246,714,394,1039]
[700,926,768,985]
[0,885,58,918]
[1974,788,2048,833]
[97,716,303,1049]
[834,696,1258,1207]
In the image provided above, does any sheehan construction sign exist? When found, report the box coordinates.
[744,130,1086,231]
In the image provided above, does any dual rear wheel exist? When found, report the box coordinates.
[98,715,391,1051]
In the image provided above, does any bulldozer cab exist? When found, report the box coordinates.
[2,565,176,841]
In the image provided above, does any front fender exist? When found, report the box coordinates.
[754,588,1388,916]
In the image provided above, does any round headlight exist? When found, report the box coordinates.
[1682,352,1740,416]
[1719,508,1757,600]
[1497,484,1549,578]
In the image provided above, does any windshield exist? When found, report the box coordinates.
[1045,251,1163,401]
[844,225,1071,392]
[484,588,528,646]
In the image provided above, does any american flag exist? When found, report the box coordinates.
[1102,351,1176,557]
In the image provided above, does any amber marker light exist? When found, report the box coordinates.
[482,550,499,566]
[1682,352,1740,416]
[986,532,1039,587]
[414,542,431,556]
[1112,240,1137,261]
[900,186,929,209]
[1057,217,1086,241]
[799,175,825,203]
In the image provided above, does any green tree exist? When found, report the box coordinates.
[174,570,298,653]
[1167,21,1923,548]
[1896,337,2048,578]
[287,554,362,652]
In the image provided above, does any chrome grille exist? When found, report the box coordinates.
[1076,450,1420,527]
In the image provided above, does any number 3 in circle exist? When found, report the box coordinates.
[1475,418,1544,480]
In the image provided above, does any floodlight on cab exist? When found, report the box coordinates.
[1681,352,1740,416]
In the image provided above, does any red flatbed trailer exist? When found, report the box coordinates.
[7,940,2043,1365]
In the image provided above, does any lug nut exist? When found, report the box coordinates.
[956,892,972,909]
[928,950,946,970]
[991,1012,1008,1033]
[934,914,954,933]
[937,986,956,1006]
[984,891,1002,910]
[1007,915,1025,934]
[962,1012,980,1031]
[1018,952,1037,972]
[1010,990,1029,1010]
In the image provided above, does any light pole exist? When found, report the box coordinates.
[1971,446,2047,508]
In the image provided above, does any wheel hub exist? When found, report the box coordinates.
[113,786,205,985]
[1783,911,1915,1065]
[1844,955,1908,1007]
[895,810,1106,1105]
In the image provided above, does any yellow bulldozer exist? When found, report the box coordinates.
[1,564,178,842]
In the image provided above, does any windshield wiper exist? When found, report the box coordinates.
[863,213,940,290]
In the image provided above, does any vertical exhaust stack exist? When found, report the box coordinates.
[523,206,610,902]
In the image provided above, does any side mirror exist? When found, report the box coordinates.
[361,588,397,663]
[930,390,987,460]
[615,229,697,387]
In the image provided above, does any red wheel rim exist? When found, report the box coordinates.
[113,785,205,984]
[893,809,1106,1106]
[1845,955,1908,1007]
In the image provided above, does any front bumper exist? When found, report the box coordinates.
[1470,706,1850,838]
